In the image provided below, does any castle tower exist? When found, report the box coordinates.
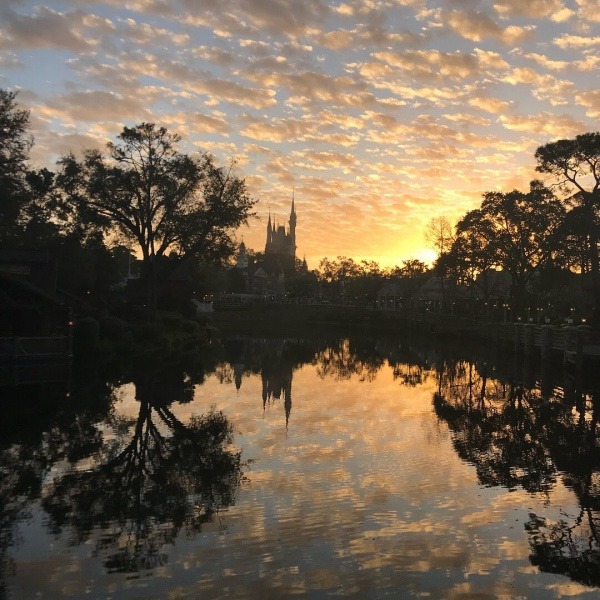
[264,194,297,273]
[265,212,272,253]
[289,192,296,262]
[236,240,248,269]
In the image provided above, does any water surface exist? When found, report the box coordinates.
[1,336,599,599]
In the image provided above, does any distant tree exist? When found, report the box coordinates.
[0,89,33,245]
[425,216,454,260]
[286,270,319,300]
[535,132,600,318]
[395,258,429,280]
[386,259,430,301]
[57,123,256,315]
[441,208,498,297]
[317,256,384,305]
[448,182,566,313]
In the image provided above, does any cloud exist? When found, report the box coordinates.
[40,90,151,124]
[554,34,600,48]
[576,0,600,23]
[119,53,279,109]
[240,115,320,143]
[524,53,569,71]
[296,149,358,173]
[0,52,23,69]
[502,67,575,106]
[499,112,587,137]
[576,89,600,118]
[181,0,331,40]
[550,7,575,22]
[444,9,535,44]
[493,0,565,19]
[372,50,481,82]
[161,111,231,136]
[0,6,114,51]
[265,71,376,108]
[120,17,189,46]
[469,96,510,115]
[443,113,491,127]
[316,29,357,51]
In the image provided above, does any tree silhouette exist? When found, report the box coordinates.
[0,89,32,245]
[446,181,566,314]
[433,357,600,587]
[57,123,256,314]
[535,132,600,320]
[41,394,243,575]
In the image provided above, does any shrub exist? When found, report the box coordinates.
[73,317,100,356]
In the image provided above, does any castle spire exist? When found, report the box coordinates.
[289,189,297,263]
[265,209,272,252]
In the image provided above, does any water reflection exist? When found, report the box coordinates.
[1,335,600,598]
[0,358,243,584]
[433,353,600,587]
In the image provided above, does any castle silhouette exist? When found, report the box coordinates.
[264,195,296,270]
[234,196,307,297]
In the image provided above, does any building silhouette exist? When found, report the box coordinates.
[227,195,306,299]
[265,196,296,259]
[264,196,297,274]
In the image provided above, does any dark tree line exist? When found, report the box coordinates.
[0,89,256,316]
[433,355,600,588]
[310,134,600,317]
[438,133,600,321]
[315,256,429,305]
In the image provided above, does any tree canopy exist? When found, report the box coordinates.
[0,89,33,243]
[535,132,600,319]
[57,123,256,312]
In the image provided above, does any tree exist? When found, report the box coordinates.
[441,210,494,289]
[447,182,566,314]
[396,258,428,279]
[317,256,384,305]
[0,89,33,244]
[425,216,454,260]
[535,132,600,319]
[57,123,256,314]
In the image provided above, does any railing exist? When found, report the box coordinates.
[403,314,600,366]
[0,361,71,385]
[0,336,72,360]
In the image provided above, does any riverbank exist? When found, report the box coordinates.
[210,304,600,373]
[210,303,498,337]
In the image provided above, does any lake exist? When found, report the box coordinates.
[1,334,599,599]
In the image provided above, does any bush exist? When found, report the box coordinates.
[99,315,131,342]
[73,317,100,356]
[130,321,171,353]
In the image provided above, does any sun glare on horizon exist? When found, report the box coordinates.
[2,0,598,268]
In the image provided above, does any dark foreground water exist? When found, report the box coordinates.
[1,335,599,599]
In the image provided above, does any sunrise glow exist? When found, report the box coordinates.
[1,0,598,268]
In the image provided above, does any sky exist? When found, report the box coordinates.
[1,0,599,269]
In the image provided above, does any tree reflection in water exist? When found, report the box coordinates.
[433,355,600,587]
[3,335,600,592]
[0,361,243,579]
[315,338,384,382]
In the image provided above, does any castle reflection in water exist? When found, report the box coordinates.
[1,333,599,597]
[215,335,600,589]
